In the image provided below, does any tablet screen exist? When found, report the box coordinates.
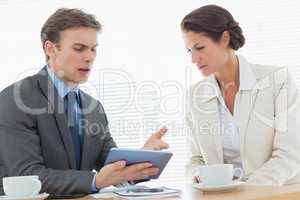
[104,148,173,179]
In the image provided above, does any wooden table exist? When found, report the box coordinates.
[70,184,300,200]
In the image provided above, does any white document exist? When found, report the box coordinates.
[114,186,180,199]
[90,184,180,199]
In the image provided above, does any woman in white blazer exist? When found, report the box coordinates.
[181,5,300,185]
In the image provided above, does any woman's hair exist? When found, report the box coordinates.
[181,5,245,50]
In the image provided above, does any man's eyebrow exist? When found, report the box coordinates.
[73,43,98,48]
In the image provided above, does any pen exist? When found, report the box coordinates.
[126,188,164,193]
[99,185,145,194]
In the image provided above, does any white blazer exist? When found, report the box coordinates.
[185,55,300,185]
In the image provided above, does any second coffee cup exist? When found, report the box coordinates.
[198,164,243,186]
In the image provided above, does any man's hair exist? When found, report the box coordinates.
[41,8,101,60]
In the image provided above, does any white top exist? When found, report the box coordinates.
[212,56,257,170]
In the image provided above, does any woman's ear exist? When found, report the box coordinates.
[221,30,230,48]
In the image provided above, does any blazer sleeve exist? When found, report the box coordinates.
[0,87,95,196]
[247,69,300,185]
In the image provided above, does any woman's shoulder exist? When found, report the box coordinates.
[239,55,286,77]
[253,63,286,76]
[240,55,289,87]
[252,63,289,87]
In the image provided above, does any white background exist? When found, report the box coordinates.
[0,0,299,182]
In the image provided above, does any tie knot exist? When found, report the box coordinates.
[66,91,77,100]
[65,91,78,106]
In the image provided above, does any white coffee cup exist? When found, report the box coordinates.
[3,175,41,197]
[198,164,243,186]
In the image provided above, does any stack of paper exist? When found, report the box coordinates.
[114,186,180,199]
[90,185,180,200]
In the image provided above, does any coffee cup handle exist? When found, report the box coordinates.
[233,168,244,181]
[31,179,41,196]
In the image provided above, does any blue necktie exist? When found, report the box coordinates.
[65,91,82,169]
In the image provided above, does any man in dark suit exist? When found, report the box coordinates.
[0,8,168,196]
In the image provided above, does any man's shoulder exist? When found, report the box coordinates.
[0,69,47,114]
[0,72,43,122]
[0,73,39,98]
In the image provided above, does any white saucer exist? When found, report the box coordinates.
[192,181,245,192]
[0,193,49,200]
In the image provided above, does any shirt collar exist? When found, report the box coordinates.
[210,55,257,93]
[238,55,257,91]
[46,65,79,99]
[200,55,258,102]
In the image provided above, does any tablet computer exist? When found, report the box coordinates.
[104,148,173,179]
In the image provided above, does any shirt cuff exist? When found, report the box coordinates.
[91,173,99,192]
[115,181,132,188]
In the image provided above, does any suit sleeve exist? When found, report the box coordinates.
[0,87,94,196]
[247,69,300,185]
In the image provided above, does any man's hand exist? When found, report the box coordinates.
[95,161,159,189]
[142,127,169,150]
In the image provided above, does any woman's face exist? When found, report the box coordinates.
[183,31,230,77]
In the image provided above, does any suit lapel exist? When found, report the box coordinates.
[79,91,99,170]
[238,90,259,158]
[36,67,77,169]
[237,55,268,159]
[194,76,223,164]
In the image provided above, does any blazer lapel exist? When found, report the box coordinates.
[193,76,223,164]
[79,91,100,170]
[36,67,77,169]
[237,56,269,159]
[238,90,259,158]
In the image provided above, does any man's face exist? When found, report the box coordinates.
[47,27,98,85]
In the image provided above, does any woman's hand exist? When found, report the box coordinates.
[193,175,201,183]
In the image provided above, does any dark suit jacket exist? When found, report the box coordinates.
[0,67,117,196]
